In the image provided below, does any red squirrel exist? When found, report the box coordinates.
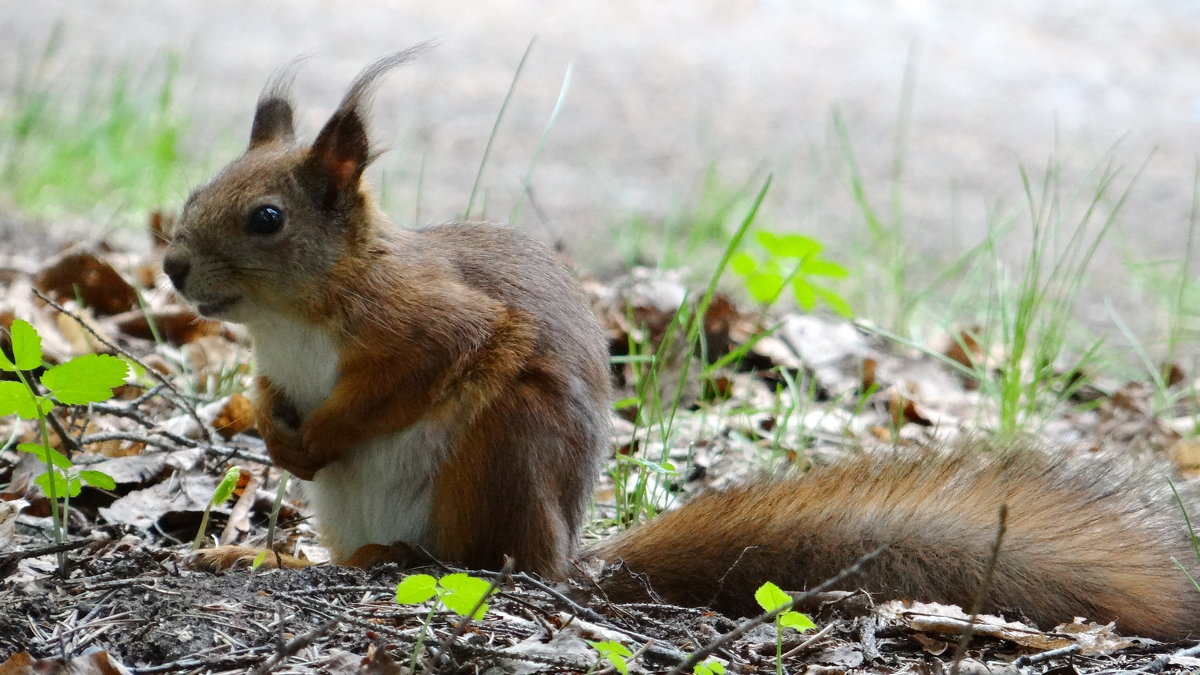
[162,52,1200,641]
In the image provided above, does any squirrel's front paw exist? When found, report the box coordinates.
[264,418,326,480]
[299,412,351,476]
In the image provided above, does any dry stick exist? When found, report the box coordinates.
[780,621,837,659]
[77,428,271,466]
[501,569,689,664]
[248,617,340,675]
[439,562,689,665]
[668,544,889,675]
[42,408,83,456]
[283,582,580,670]
[430,556,516,672]
[949,504,1008,675]
[1148,642,1200,673]
[32,287,214,443]
[0,539,92,577]
[1012,644,1081,668]
[129,645,276,674]
[594,639,656,675]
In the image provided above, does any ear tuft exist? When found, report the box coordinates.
[249,97,295,148]
[305,44,434,208]
[249,57,310,149]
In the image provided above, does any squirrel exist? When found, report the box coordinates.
[162,51,1200,642]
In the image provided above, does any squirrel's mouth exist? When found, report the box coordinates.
[195,296,240,317]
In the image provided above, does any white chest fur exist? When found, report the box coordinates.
[247,311,444,556]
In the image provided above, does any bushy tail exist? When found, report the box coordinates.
[586,446,1200,641]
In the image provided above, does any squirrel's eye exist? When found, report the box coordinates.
[247,205,284,236]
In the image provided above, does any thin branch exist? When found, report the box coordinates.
[32,287,213,443]
[668,544,889,674]
[950,504,1007,675]
[248,617,339,675]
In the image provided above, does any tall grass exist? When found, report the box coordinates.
[0,34,194,226]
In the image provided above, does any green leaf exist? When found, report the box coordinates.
[801,258,849,279]
[730,251,759,277]
[438,573,493,619]
[814,287,854,318]
[395,574,438,605]
[67,476,83,498]
[42,353,129,404]
[211,466,242,506]
[756,231,821,258]
[80,470,116,490]
[754,581,792,613]
[694,661,726,675]
[34,471,72,500]
[779,610,817,632]
[746,271,786,305]
[791,278,817,311]
[0,319,42,371]
[18,442,71,470]
[250,550,269,571]
[0,383,53,419]
[588,641,632,675]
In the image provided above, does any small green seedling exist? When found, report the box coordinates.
[693,660,727,675]
[755,581,817,675]
[192,465,243,550]
[396,572,496,670]
[731,230,851,317]
[587,640,633,675]
[1,318,126,571]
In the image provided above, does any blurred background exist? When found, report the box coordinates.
[3,0,1199,366]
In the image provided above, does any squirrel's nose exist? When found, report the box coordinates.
[162,255,191,292]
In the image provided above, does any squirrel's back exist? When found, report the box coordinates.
[588,446,1200,641]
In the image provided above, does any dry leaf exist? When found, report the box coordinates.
[0,650,133,675]
[33,246,138,316]
[211,393,255,440]
[942,326,983,370]
[112,307,225,347]
[1168,437,1200,476]
[888,388,933,427]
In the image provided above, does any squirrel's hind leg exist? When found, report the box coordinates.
[189,545,312,571]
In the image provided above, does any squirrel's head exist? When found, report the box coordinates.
[163,49,426,323]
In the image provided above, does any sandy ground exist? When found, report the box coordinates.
[3,0,1200,359]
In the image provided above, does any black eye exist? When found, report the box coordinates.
[247,205,284,236]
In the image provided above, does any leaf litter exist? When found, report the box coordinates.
[0,215,1198,673]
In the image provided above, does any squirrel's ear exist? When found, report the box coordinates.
[249,60,305,149]
[306,107,370,202]
[249,96,295,148]
[302,47,433,209]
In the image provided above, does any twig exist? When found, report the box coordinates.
[1012,644,1081,667]
[594,639,655,675]
[949,504,1007,675]
[780,621,836,659]
[0,539,93,578]
[248,617,338,674]
[32,287,213,443]
[76,430,271,466]
[128,645,276,674]
[1146,641,1200,673]
[667,544,889,674]
[43,409,83,456]
[496,569,688,664]
[430,556,515,672]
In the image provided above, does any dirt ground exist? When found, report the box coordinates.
[3,2,1200,350]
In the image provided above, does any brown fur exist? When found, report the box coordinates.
[167,53,1200,640]
[588,447,1200,640]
